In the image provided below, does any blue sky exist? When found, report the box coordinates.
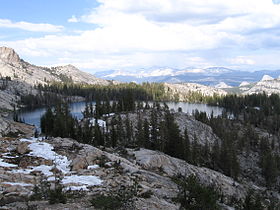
[1,0,280,73]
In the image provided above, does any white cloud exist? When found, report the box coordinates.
[68,15,79,23]
[229,56,255,65]
[2,0,280,71]
[0,19,63,32]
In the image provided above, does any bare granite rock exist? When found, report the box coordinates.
[0,133,278,209]
[0,47,20,64]
[0,46,110,86]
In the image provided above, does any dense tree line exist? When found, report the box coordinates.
[212,93,280,135]
[193,110,280,188]
[21,82,220,108]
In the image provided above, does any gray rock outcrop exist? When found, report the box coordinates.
[0,46,110,86]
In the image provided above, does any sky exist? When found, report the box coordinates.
[1,0,280,73]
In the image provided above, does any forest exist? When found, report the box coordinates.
[20,82,215,108]
[22,85,280,209]
[39,92,280,191]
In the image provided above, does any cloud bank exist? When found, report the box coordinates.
[0,19,63,32]
[2,0,280,71]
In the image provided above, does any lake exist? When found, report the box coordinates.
[11,101,224,131]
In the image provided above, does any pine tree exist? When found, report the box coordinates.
[164,110,184,159]
[184,127,191,162]
[211,139,220,170]
[124,114,133,145]
[110,125,117,148]
[94,121,104,146]
[191,134,199,165]
[136,114,145,147]
[150,108,159,150]
[143,118,150,149]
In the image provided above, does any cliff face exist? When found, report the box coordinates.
[0,47,20,64]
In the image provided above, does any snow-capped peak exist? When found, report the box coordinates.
[261,75,274,81]
[239,81,250,87]
[215,82,232,89]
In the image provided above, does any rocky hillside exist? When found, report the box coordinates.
[0,46,110,86]
[214,74,280,95]
[0,79,37,111]
[164,83,227,101]
[243,75,280,95]
[0,134,247,209]
[1,107,280,209]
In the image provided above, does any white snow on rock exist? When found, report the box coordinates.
[65,185,89,191]
[102,113,115,117]
[0,158,17,168]
[62,175,102,186]
[15,137,103,190]
[89,118,106,127]
[27,141,71,174]
[87,164,99,170]
[215,82,232,89]
[2,182,33,187]
[261,75,274,81]
[239,81,250,87]
[13,165,54,179]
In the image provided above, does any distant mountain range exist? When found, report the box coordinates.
[95,67,280,87]
[2,46,280,97]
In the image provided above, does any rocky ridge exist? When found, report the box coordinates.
[164,83,227,100]
[243,77,280,95]
[0,46,110,86]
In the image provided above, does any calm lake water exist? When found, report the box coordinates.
[11,101,224,130]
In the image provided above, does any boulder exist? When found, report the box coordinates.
[16,142,30,154]
[70,156,88,171]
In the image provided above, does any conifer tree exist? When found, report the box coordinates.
[136,114,145,147]
[184,127,191,162]
[143,118,150,149]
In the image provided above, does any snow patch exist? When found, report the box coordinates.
[89,118,106,128]
[215,82,232,89]
[65,185,89,191]
[239,81,250,87]
[0,159,17,168]
[27,140,71,174]
[8,137,103,191]
[87,165,99,170]
[62,175,102,186]
[102,113,115,117]
[1,182,33,187]
[261,75,274,81]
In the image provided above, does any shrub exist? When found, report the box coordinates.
[30,174,67,205]
[91,195,123,210]
[91,178,139,209]
[174,174,221,210]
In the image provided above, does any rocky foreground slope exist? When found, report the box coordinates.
[0,133,247,210]
[1,109,280,209]
[0,46,110,86]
